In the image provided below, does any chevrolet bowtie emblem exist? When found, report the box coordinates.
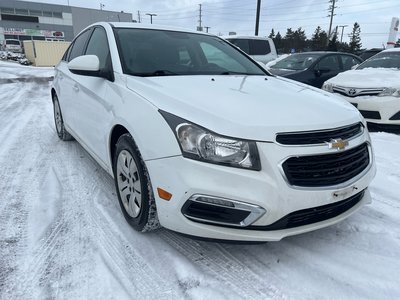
[328,138,349,150]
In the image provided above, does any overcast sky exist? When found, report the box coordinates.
[23,0,400,48]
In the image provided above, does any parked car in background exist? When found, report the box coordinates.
[323,48,400,132]
[2,39,23,53]
[223,36,277,64]
[52,22,375,242]
[358,48,383,61]
[268,52,363,88]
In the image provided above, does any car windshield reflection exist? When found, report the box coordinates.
[114,28,266,77]
[357,52,400,69]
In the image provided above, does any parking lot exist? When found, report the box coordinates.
[0,61,399,299]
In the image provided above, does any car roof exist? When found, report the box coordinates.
[222,35,272,40]
[382,47,400,53]
[290,51,357,55]
[104,22,212,36]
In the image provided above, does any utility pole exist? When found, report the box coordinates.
[197,4,203,31]
[137,10,141,23]
[146,13,157,24]
[327,0,337,45]
[100,3,105,10]
[255,0,261,36]
[204,26,211,33]
[338,25,348,42]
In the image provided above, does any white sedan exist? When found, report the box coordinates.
[323,48,400,131]
[52,22,375,241]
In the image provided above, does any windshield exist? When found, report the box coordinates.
[114,28,267,77]
[357,51,400,69]
[6,40,21,45]
[270,53,321,70]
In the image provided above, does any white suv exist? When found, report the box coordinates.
[2,39,22,53]
[52,22,375,241]
[223,36,277,64]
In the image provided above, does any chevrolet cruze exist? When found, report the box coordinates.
[52,22,376,241]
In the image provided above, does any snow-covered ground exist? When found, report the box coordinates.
[0,61,399,300]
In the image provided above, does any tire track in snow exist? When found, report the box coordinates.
[41,141,176,299]
[0,79,95,299]
[160,230,287,299]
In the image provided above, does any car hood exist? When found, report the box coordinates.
[327,68,400,88]
[267,68,303,77]
[125,75,360,141]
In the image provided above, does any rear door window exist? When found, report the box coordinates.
[227,39,250,54]
[317,55,341,71]
[249,39,271,55]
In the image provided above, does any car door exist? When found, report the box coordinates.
[311,55,341,88]
[71,26,114,165]
[56,28,93,134]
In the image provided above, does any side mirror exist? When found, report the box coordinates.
[68,55,100,76]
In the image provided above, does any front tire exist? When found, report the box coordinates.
[53,94,73,141]
[113,134,160,232]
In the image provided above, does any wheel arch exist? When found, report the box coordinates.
[109,124,130,171]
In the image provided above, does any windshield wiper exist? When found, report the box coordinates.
[219,71,260,75]
[138,70,179,77]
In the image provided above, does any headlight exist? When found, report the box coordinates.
[378,87,400,97]
[322,82,333,93]
[160,110,261,171]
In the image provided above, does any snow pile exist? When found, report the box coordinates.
[0,61,54,79]
[327,67,400,88]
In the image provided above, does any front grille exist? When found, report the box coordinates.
[276,123,363,145]
[282,143,370,187]
[360,110,381,120]
[250,190,365,231]
[333,87,384,97]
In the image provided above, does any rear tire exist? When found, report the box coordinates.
[53,94,73,141]
[113,133,160,232]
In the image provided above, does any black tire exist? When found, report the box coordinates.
[53,94,73,141]
[113,133,160,232]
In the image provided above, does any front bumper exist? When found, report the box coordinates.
[146,132,375,241]
[338,94,400,126]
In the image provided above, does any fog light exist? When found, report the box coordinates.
[196,196,235,207]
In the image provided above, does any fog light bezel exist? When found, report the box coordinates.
[181,194,266,227]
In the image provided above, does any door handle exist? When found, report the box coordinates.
[73,84,79,92]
